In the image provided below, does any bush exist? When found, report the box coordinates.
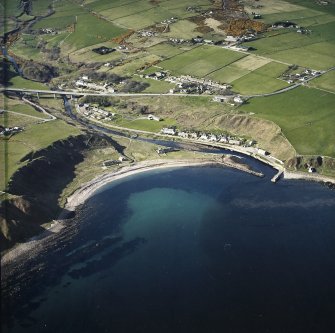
[120,80,149,93]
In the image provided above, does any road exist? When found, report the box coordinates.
[3,65,334,99]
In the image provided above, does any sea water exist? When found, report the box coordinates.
[2,166,335,333]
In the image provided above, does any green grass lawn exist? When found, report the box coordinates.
[310,70,335,93]
[33,15,77,30]
[110,117,176,132]
[0,118,81,190]
[159,45,246,78]
[246,20,335,70]
[147,42,193,59]
[28,0,126,52]
[208,65,250,83]
[134,78,175,93]
[207,55,271,83]
[87,0,211,30]
[8,103,49,119]
[64,14,126,51]
[231,62,289,95]
[240,86,335,157]
[8,76,49,90]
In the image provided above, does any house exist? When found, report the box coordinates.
[219,136,229,143]
[192,36,203,43]
[213,96,229,103]
[103,160,121,167]
[233,96,244,104]
[161,127,176,135]
[156,147,178,154]
[209,134,218,142]
[148,114,161,121]
[229,139,241,146]
[225,35,238,42]
[257,148,269,156]
[178,131,189,138]
[199,133,208,141]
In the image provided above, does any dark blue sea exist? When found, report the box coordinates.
[2,166,335,333]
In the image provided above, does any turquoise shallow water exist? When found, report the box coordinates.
[2,166,335,333]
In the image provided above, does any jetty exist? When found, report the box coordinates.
[271,170,284,183]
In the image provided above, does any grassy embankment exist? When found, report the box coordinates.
[0,97,81,190]
[240,86,335,159]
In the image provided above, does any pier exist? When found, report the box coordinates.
[271,170,284,183]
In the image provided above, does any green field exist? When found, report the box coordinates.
[207,54,271,83]
[29,0,126,51]
[5,101,49,119]
[135,78,175,93]
[245,10,335,70]
[70,41,121,63]
[231,62,289,95]
[0,117,81,190]
[310,70,335,93]
[240,86,335,157]
[8,76,49,90]
[147,42,194,59]
[159,45,246,78]
[85,0,212,30]
[109,117,176,132]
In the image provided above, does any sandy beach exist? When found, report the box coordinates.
[64,158,263,212]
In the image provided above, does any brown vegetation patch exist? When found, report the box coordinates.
[188,15,215,34]
[112,30,135,44]
[221,18,267,36]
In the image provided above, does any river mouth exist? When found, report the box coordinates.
[2,167,335,333]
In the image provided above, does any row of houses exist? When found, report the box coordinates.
[102,155,128,168]
[160,128,249,146]
[166,75,230,95]
[213,95,244,105]
[75,79,115,93]
[282,68,322,84]
[77,103,115,121]
[142,71,168,80]
[0,126,23,136]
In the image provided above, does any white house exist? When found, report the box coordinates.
[161,128,176,135]
[148,114,161,121]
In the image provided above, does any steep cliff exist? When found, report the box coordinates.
[0,134,119,252]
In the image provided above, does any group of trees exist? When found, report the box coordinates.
[21,61,58,82]
[120,80,149,93]
[87,71,126,84]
